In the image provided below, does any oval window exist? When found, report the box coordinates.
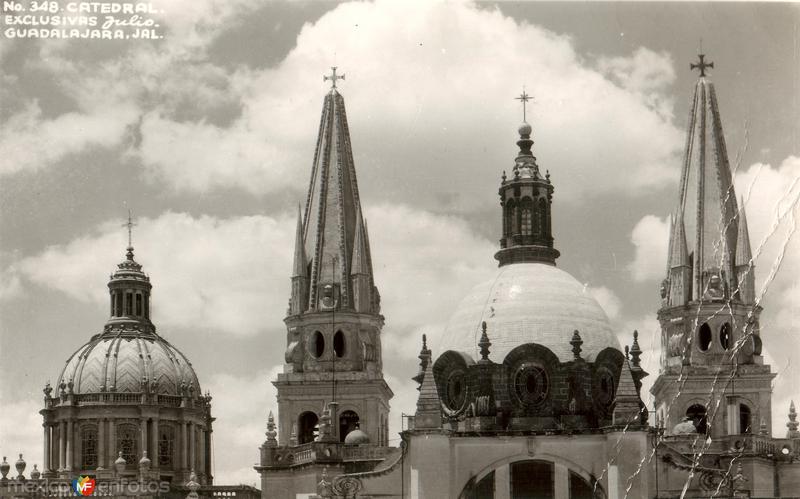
[698,323,712,351]
[719,323,731,350]
[311,331,324,358]
[445,371,467,411]
[333,330,345,358]
[597,369,615,405]
[513,364,549,406]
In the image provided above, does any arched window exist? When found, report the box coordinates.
[569,471,596,499]
[311,331,324,358]
[116,424,138,465]
[158,425,175,468]
[298,412,319,444]
[339,410,359,442]
[698,323,712,351]
[686,404,708,434]
[520,197,533,235]
[720,323,731,350]
[135,294,142,316]
[125,292,133,316]
[81,425,98,469]
[144,294,149,319]
[739,404,751,434]
[115,292,123,317]
[538,198,548,236]
[333,330,345,358]
[506,200,518,236]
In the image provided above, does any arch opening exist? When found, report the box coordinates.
[339,410,360,442]
[298,411,319,444]
[739,404,751,434]
[686,404,708,434]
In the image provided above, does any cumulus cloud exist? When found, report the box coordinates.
[627,214,670,282]
[3,2,683,204]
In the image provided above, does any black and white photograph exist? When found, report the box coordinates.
[0,1,799,498]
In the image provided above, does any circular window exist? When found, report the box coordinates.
[311,331,325,358]
[596,368,615,405]
[513,364,549,406]
[445,370,467,411]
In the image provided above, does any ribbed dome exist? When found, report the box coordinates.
[56,331,200,396]
[344,428,370,445]
[439,263,621,363]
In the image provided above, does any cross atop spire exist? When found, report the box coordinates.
[690,54,714,78]
[324,66,345,89]
[515,87,532,122]
[122,209,137,260]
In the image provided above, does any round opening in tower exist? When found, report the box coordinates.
[698,323,712,351]
[311,331,325,358]
[513,364,549,406]
[719,323,731,350]
[333,330,345,358]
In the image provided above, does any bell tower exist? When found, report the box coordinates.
[651,55,775,438]
[274,68,392,448]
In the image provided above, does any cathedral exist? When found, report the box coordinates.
[256,57,800,498]
[0,54,798,499]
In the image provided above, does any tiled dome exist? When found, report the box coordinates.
[56,330,200,396]
[439,262,621,363]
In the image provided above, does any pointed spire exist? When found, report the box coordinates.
[351,207,370,276]
[787,400,799,439]
[478,322,492,363]
[612,359,642,426]
[412,335,431,387]
[668,211,689,269]
[414,345,442,429]
[292,205,307,278]
[735,201,756,304]
[672,55,739,302]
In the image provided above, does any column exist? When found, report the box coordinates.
[65,420,73,471]
[180,422,188,470]
[151,418,159,469]
[205,427,213,481]
[727,397,739,435]
[494,464,511,499]
[42,424,50,472]
[188,423,196,472]
[107,420,116,469]
[607,464,619,499]
[554,464,569,499]
[58,421,66,471]
[140,419,148,461]
[98,419,106,469]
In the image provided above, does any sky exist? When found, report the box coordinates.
[1,0,798,487]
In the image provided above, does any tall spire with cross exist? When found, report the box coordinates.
[122,209,137,260]
[273,68,392,450]
[690,53,714,78]
[515,88,532,123]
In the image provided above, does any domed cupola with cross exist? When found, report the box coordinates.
[272,68,393,451]
[40,214,214,485]
[651,55,775,439]
[495,90,560,267]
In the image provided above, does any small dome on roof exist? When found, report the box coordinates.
[343,425,370,445]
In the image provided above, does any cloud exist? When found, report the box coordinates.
[627,214,670,282]
[204,366,280,486]
[4,2,683,205]
[587,285,622,320]
[0,395,43,472]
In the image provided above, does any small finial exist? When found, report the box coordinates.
[788,400,799,438]
[630,330,642,368]
[323,66,345,89]
[266,411,278,447]
[625,345,630,359]
[690,53,714,78]
[422,333,427,350]
[501,170,507,182]
[478,321,492,363]
[413,334,432,386]
[570,330,583,359]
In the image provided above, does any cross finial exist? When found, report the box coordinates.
[515,87,532,122]
[122,209,137,253]
[690,54,714,78]
[324,66,345,89]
